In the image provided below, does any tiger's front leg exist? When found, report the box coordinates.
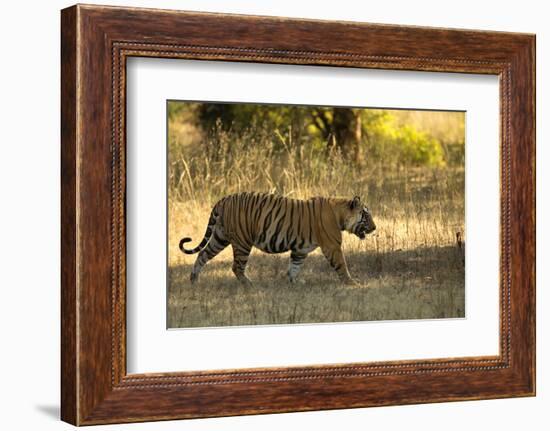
[320,245,355,284]
[287,251,307,283]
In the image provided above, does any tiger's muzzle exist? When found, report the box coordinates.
[354,209,376,240]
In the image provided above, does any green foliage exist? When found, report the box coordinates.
[196,103,307,141]
[366,114,445,167]
[168,101,463,170]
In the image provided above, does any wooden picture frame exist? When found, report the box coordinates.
[61,4,535,425]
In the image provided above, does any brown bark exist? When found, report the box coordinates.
[332,108,362,163]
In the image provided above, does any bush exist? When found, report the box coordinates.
[366,113,445,167]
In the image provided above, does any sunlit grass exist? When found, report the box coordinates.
[167,164,465,328]
[166,107,465,328]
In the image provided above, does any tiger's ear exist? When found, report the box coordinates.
[349,196,361,210]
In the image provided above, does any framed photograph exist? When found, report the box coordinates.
[61,4,535,425]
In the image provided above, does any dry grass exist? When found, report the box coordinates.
[167,166,465,328]
[167,105,465,328]
[168,247,464,328]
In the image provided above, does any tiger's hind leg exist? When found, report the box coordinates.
[190,227,229,284]
[231,244,252,285]
[287,251,307,283]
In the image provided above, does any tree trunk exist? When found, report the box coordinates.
[331,108,362,163]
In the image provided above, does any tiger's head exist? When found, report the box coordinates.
[343,196,376,240]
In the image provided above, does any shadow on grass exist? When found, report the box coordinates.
[169,244,464,286]
[167,245,465,328]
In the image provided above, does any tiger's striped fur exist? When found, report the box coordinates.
[179,192,376,284]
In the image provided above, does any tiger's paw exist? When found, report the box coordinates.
[342,277,360,286]
[288,277,306,285]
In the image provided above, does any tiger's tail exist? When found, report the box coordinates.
[179,209,218,254]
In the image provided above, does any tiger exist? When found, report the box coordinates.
[179,192,376,285]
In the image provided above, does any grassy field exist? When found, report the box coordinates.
[167,105,465,328]
[167,166,465,328]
